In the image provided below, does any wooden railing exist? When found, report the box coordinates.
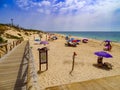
[25,41,40,90]
[0,39,23,58]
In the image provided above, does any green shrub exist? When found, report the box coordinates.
[6,33,21,39]
[0,37,7,43]
[24,32,29,36]
[17,33,21,36]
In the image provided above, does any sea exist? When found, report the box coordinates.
[50,31,120,43]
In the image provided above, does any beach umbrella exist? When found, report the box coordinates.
[82,38,88,43]
[94,51,112,58]
[40,41,49,45]
[72,40,77,42]
[35,39,40,41]
[83,38,88,41]
[76,40,81,42]
[72,40,80,43]
[104,40,111,42]
[70,38,74,41]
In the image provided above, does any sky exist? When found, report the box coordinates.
[0,0,120,31]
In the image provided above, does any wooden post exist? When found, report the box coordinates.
[46,50,48,70]
[13,41,15,48]
[39,51,41,72]
[10,43,12,51]
[70,52,77,74]
[46,34,47,41]
[5,45,8,54]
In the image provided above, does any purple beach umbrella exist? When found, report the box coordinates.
[40,41,49,45]
[104,40,111,42]
[76,40,81,42]
[94,51,112,58]
[83,38,88,40]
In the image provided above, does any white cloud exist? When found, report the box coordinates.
[16,0,33,10]
[15,0,120,15]
[15,0,120,31]
[45,10,51,14]
[41,1,51,6]
[37,9,44,13]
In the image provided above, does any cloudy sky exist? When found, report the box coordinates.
[0,0,120,31]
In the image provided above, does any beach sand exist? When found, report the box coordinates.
[29,33,120,90]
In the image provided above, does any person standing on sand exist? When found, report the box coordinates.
[39,33,42,41]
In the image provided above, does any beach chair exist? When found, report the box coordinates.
[103,62,113,69]
[51,36,58,40]
[65,42,77,47]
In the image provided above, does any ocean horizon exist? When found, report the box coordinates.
[49,31,120,43]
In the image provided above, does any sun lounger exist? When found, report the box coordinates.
[103,62,113,69]
[95,62,113,70]
[65,42,77,47]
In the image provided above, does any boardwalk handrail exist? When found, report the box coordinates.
[26,41,40,90]
[0,39,23,58]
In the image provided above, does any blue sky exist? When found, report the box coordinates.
[0,0,120,31]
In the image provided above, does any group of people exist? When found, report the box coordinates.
[97,40,112,69]
[47,33,58,41]
[65,36,81,47]
[65,35,89,47]
[97,56,112,69]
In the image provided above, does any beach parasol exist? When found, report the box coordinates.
[40,41,49,45]
[77,40,81,42]
[83,38,88,41]
[104,40,111,42]
[72,40,77,42]
[82,38,88,43]
[70,38,74,41]
[72,40,81,43]
[94,51,112,58]
[35,39,40,41]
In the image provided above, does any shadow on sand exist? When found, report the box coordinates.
[93,64,112,71]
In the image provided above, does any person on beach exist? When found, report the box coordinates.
[65,36,69,40]
[97,56,103,67]
[104,41,112,51]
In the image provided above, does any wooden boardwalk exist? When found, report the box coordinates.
[46,75,120,90]
[0,41,28,90]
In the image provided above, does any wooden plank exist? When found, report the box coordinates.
[0,41,27,90]
[45,75,120,90]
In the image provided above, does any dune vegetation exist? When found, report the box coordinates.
[0,23,44,43]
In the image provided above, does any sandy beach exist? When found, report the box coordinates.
[29,33,120,90]
[1,0,120,88]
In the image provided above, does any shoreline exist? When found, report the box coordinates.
[52,31,120,43]
[53,32,120,47]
